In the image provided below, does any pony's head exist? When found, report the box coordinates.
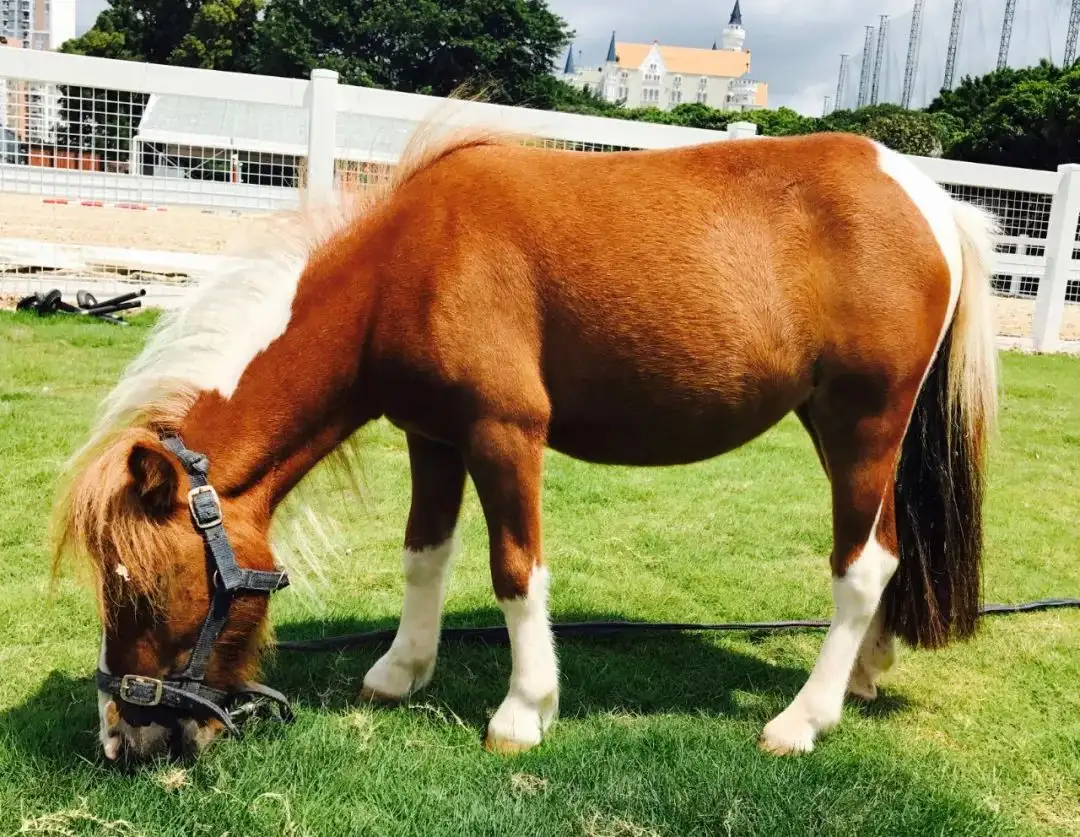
[54,418,285,762]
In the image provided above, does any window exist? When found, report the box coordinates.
[670,89,682,104]
[644,62,662,84]
[618,85,628,100]
[696,91,708,104]
[673,75,683,88]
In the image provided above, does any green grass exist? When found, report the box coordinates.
[1,309,1078,837]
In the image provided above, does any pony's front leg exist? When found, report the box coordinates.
[466,418,559,754]
[361,434,466,703]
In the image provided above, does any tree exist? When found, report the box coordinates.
[253,0,573,107]
[926,59,1064,127]
[947,74,1079,171]
[60,0,262,73]
[169,0,263,72]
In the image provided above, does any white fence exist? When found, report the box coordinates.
[1,49,1077,352]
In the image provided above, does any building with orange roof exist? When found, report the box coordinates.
[560,1,768,113]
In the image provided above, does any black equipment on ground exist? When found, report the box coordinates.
[15,288,146,325]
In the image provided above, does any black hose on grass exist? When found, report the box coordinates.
[273,597,1080,652]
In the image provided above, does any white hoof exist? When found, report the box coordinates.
[360,651,435,703]
[758,709,817,756]
[484,692,558,754]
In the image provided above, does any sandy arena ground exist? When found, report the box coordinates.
[0,193,271,254]
[2,193,1078,341]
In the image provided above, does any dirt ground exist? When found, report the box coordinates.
[0,193,268,254]
[2,194,1078,341]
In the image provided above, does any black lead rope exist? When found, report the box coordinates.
[95,433,1079,741]
[273,598,1080,652]
[96,434,295,740]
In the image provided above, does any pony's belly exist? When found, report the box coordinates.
[546,390,798,467]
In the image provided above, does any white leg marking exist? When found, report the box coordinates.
[848,605,896,701]
[362,533,459,701]
[760,533,898,755]
[486,565,559,753]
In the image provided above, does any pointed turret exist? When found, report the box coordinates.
[606,30,617,63]
[563,44,576,75]
[722,1,746,51]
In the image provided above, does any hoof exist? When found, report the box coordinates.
[484,730,542,755]
[361,652,434,704]
[758,711,816,756]
[483,693,555,755]
[359,684,408,705]
[846,678,878,703]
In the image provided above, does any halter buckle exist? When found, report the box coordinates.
[188,484,223,530]
[118,674,164,707]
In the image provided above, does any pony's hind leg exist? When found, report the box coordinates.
[796,401,895,702]
[759,379,919,755]
[361,433,466,703]
[847,605,896,701]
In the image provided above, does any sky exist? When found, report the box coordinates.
[73,0,1077,116]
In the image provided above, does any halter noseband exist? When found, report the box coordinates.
[96,433,294,741]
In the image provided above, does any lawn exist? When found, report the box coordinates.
[1,309,1078,837]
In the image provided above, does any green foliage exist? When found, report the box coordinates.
[926,59,1066,125]
[62,0,262,72]
[254,0,572,106]
[169,0,263,72]
[943,64,1080,170]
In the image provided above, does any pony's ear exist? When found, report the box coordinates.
[127,442,180,518]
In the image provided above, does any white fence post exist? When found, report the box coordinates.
[1034,163,1080,352]
[726,121,759,140]
[305,68,339,203]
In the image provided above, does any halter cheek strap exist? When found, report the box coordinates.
[96,433,294,741]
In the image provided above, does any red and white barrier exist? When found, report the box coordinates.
[40,197,169,211]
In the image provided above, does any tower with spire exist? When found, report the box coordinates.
[721,1,746,52]
[556,4,766,114]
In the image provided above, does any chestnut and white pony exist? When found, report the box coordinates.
[52,128,999,762]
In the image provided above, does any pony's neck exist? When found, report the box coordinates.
[170,245,379,510]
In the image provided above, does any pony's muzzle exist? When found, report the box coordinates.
[99,693,221,764]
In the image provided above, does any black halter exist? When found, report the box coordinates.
[96,433,295,740]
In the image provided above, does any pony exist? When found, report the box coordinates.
[51,125,999,762]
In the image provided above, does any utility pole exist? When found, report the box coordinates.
[997,0,1017,70]
[901,0,925,108]
[835,53,850,112]
[944,0,965,90]
[1065,0,1080,67]
[857,26,876,107]
[871,15,889,106]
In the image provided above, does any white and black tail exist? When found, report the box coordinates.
[885,199,1001,649]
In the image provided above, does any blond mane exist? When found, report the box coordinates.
[50,118,522,612]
